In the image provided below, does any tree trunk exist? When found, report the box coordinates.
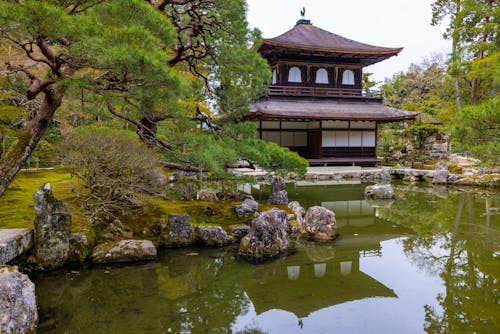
[0,85,64,197]
[138,116,158,147]
[471,78,478,105]
[451,0,462,111]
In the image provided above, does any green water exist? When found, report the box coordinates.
[35,183,500,334]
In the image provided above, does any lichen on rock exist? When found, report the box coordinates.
[238,208,289,262]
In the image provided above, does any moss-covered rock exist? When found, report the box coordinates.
[91,240,157,264]
[195,226,233,247]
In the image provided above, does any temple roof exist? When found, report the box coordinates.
[260,21,403,66]
[251,97,418,122]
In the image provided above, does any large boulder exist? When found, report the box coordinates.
[364,184,395,199]
[0,266,38,334]
[239,208,289,261]
[0,229,33,265]
[33,183,71,269]
[196,226,233,247]
[160,214,195,247]
[91,240,157,264]
[269,176,288,205]
[197,189,218,202]
[303,206,337,241]
[235,198,259,218]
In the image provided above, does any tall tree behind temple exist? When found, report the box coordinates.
[432,0,499,105]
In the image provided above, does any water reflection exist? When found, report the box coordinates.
[35,184,499,334]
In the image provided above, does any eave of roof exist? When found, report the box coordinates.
[250,97,418,122]
[259,22,402,65]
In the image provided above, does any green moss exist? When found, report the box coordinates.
[0,169,89,231]
[1,169,291,239]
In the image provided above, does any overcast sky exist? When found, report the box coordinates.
[246,0,451,83]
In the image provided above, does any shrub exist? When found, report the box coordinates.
[61,127,166,223]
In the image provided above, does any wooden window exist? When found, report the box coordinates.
[288,66,302,83]
[342,69,355,85]
[315,68,329,84]
[272,69,277,84]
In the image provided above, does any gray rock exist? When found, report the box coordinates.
[197,189,218,202]
[33,183,71,269]
[288,201,305,225]
[379,168,392,182]
[364,184,395,199]
[160,214,195,247]
[231,225,250,240]
[303,206,337,241]
[0,229,33,265]
[269,176,288,205]
[0,266,38,334]
[91,240,157,264]
[235,198,259,218]
[69,233,91,263]
[239,208,289,261]
[196,226,233,246]
[433,163,449,184]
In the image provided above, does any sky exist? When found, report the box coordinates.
[246,0,451,83]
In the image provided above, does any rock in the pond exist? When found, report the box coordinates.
[197,189,218,202]
[33,183,71,269]
[235,198,259,218]
[160,214,195,247]
[231,225,250,240]
[196,226,233,247]
[69,233,92,263]
[288,201,305,225]
[303,206,337,241]
[364,184,395,199]
[269,176,288,205]
[0,229,33,265]
[0,266,38,334]
[239,208,289,261]
[91,240,157,264]
[433,162,449,184]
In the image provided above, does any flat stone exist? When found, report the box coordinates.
[0,229,33,265]
[91,240,157,264]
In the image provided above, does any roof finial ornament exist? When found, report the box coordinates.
[300,7,306,19]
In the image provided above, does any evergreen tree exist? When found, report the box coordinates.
[0,0,307,197]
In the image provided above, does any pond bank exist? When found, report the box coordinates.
[234,165,499,187]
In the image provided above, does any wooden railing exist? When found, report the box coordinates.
[268,85,383,98]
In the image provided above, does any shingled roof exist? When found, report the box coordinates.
[260,21,402,65]
[251,97,418,122]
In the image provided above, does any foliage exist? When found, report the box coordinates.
[450,96,500,165]
[166,177,202,201]
[404,122,444,149]
[362,72,379,95]
[0,0,304,198]
[61,127,166,223]
[431,0,499,104]
[382,57,454,121]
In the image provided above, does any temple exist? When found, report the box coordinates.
[251,19,418,166]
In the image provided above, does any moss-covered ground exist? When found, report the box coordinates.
[0,169,289,238]
[0,169,81,229]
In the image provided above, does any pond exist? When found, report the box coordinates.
[35,182,499,334]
